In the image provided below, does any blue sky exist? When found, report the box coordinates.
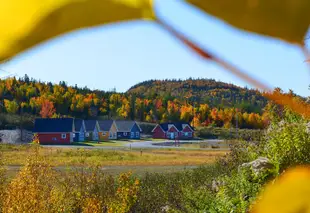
[0,1,309,96]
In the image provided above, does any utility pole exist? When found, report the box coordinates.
[235,110,238,139]
[192,100,195,129]
[20,106,23,141]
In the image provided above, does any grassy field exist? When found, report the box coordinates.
[0,144,227,167]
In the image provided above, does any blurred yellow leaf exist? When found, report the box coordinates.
[186,0,310,45]
[0,0,154,62]
[252,167,310,213]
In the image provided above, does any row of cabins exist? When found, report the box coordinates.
[34,118,142,144]
[33,118,195,144]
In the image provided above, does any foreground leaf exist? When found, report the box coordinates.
[186,0,310,45]
[0,0,154,62]
[158,19,310,119]
[252,167,310,213]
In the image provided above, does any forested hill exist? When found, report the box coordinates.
[127,79,267,111]
[0,76,271,129]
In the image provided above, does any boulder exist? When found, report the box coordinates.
[240,157,274,175]
[211,179,225,193]
[0,129,32,144]
[161,205,171,213]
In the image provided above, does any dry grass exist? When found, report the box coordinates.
[0,145,227,167]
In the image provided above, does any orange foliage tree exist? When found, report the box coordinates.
[39,100,56,118]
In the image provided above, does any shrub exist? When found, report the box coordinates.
[2,146,55,213]
[265,120,310,171]
[196,127,264,141]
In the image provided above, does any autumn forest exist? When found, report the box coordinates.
[0,75,296,130]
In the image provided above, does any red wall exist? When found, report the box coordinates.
[167,126,178,132]
[38,133,71,144]
[152,126,166,139]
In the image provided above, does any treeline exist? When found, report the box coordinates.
[0,75,286,129]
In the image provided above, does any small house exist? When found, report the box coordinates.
[114,120,142,139]
[98,120,117,140]
[73,119,86,142]
[152,122,194,140]
[33,118,74,144]
[84,120,100,141]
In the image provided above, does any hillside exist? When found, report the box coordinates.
[128,79,267,112]
[0,76,269,129]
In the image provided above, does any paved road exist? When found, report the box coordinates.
[125,140,225,149]
[42,139,229,150]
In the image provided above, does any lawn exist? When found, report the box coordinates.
[72,141,127,147]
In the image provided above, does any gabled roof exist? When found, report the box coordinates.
[84,120,98,132]
[74,119,84,132]
[157,122,194,132]
[98,120,114,131]
[33,118,74,133]
[114,120,137,132]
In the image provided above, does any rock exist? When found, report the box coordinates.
[211,179,225,193]
[240,157,274,175]
[161,205,170,212]
[0,129,32,144]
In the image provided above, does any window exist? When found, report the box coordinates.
[184,132,188,137]
[131,132,134,138]
[124,132,127,136]
[86,133,89,137]
[136,132,139,137]
[102,132,106,136]
[61,134,66,139]
[52,137,57,141]
[73,134,75,138]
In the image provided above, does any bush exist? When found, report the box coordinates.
[1,146,141,213]
[3,147,54,213]
[265,120,310,171]
[196,127,264,141]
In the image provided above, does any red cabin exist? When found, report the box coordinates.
[33,118,74,144]
[152,122,194,140]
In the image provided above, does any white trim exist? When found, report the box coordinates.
[113,120,119,132]
[135,122,143,132]
[61,133,66,139]
[151,124,164,133]
[72,121,75,132]
[167,124,179,132]
[82,120,86,132]
[181,124,194,132]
